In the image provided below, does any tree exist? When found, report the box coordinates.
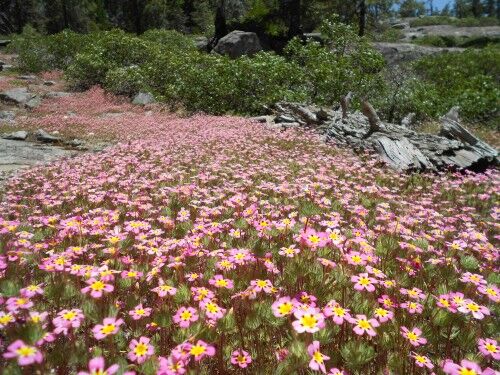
[358,0,366,36]
[399,0,426,17]
[472,0,482,16]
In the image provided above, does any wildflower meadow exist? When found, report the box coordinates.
[0,88,499,374]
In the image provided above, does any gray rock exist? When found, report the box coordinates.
[0,110,16,123]
[2,131,28,141]
[213,30,263,58]
[268,102,498,172]
[0,87,40,109]
[26,96,41,109]
[1,64,14,71]
[0,40,11,47]
[132,92,155,105]
[392,23,409,30]
[372,42,463,66]
[0,60,5,66]
[65,139,85,147]
[17,75,37,81]
[43,80,56,86]
[303,33,324,43]
[35,129,61,143]
[194,36,209,52]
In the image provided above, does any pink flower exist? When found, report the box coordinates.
[443,359,496,375]
[3,340,43,366]
[457,299,490,320]
[323,300,351,325]
[400,301,423,314]
[328,369,348,375]
[53,308,84,335]
[20,283,44,298]
[157,355,187,374]
[351,273,377,292]
[307,341,330,374]
[272,296,295,317]
[410,352,433,369]
[250,279,273,293]
[478,284,499,303]
[77,356,119,375]
[349,314,379,337]
[478,338,500,360]
[373,307,393,323]
[152,283,177,297]
[231,349,252,368]
[187,340,215,361]
[173,306,199,328]
[400,327,427,347]
[292,307,325,333]
[6,297,33,312]
[200,300,225,320]
[81,278,114,299]
[400,287,425,300]
[129,304,152,320]
[128,336,154,364]
[209,274,234,289]
[92,317,124,340]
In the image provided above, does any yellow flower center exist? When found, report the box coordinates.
[459,369,477,375]
[313,351,324,363]
[333,307,345,316]
[90,281,105,291]
[180,311,192,320]
[278,302,293,315]
[190,345,206,356]
[16,346,36,357]
[101,324,116,334]
[485,343,497,353]
[300,314,318,329]
[134,343,148,356]
[358,319,371,329]
[406,332,418,341]
[63,311,77,320]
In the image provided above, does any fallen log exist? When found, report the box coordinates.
[267,102,498,172]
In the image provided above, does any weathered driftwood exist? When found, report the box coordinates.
[267,102,498,172]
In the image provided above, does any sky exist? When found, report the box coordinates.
[432,0,451,10]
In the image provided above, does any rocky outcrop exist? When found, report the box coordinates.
[213,30,263,58]
[0,87,41,109]
[373,42,463,66]
[263,102,498,172]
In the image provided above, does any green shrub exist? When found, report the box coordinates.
[104,66,146,97]
[66,30,156,90]
[141,29,196,52]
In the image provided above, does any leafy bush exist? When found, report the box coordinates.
[285,17,385,105]
[412,46,500,122]
[65,30,156,90]
[103,66,146,97]
[140,29,197,52]
[9,26,90,72]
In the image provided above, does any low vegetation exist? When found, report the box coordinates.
[7,20,500,125]
[409,16,499,27]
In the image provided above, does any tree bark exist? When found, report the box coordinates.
[358,0,366,37]
[287,0,302,39]
[472,0,482,17]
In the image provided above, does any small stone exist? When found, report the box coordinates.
[132,92,155,106]
[43,80,56,86]
[35,129,61,143]
[2,131,28,141]
[17,75,37,81]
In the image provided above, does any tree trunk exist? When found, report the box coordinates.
[183,0,194,30]
[214,0,227,41]
[486,0,495,17]
[358,0,366,37]
[287,0,302,39]
[472,0,481,17]
[62,0,69,30]
[132,0,141,35]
